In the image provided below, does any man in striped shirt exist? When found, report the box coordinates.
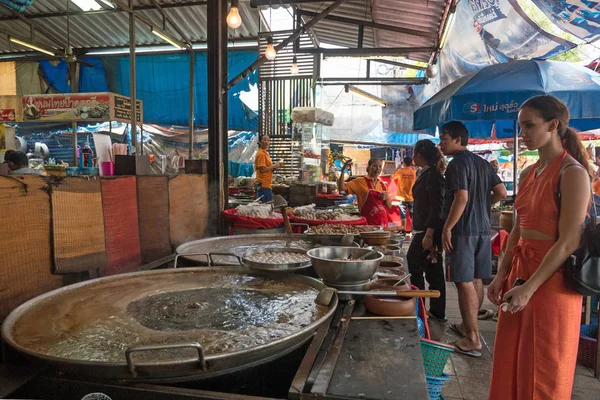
[440,121,507,357]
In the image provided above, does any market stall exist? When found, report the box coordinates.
[0,93,143,177]
[2,227,453,399]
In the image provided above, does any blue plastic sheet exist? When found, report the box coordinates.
[103,51,259,130]
[39,58,109,94]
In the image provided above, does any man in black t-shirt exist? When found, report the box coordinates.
[440,121,507,357]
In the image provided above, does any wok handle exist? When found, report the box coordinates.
[397,290,440,298]
[174,252,210,268]
[125,342,206,377]
[208,252,242,266]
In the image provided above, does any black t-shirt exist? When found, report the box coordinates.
[445,150,502,236]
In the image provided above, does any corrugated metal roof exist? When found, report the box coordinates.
[297,0,449,63]
[0,0,260,54]
[0,0,448,63]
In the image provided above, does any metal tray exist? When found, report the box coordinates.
[241,248,311,271]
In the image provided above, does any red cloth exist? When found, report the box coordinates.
[316,193,344,199]
[405,207,413,232]
[222,208,283,230]
[387,205,402,224]
[492,230,509,256]
[100,177,142,276]
[360,180,389,228]
[288,214,367,226]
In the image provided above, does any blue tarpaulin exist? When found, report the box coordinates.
[103,51,259,130]
[39,58,109,94]
[414,60,600,138]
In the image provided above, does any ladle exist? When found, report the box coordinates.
[272,194,292,234]
[315,287,440,307]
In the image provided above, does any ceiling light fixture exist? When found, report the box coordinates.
[290,55,299,75]
[439,12,456,50]
[227,0,242,29]
[9,37,55,56]
[264,36,277,60]
[151,27,184,49]
[344,84,386,108]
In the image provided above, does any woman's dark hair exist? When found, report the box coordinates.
[367,158,382,167]
[520,95,593,180]
[414,139,445,173]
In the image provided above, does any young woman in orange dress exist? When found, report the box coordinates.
[487,95,593,400]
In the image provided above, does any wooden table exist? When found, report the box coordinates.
[290,300,429,400]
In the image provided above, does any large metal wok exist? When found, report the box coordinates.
[1,268,337,383]
[215,247,312,272]
[175,233,361,267]
[175,234,315,266]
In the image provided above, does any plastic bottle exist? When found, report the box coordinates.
[81,142,94,168]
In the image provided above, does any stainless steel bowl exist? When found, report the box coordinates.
[306,247,383,285]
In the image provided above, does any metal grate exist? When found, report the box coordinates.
[258,77,314,137]
[268,134,299,179]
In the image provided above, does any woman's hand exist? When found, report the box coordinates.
[501,283,535,313]
[422,235,433,251]
[487,276,506,306]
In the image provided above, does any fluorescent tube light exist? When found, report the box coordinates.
[439,12,455,50]
[9,37,55,56]
[151,27,184,49]
[344,84,386,108]
[85,41,257,56]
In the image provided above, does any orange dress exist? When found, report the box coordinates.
[489,150,582,400]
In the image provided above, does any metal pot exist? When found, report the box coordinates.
[1,268,337,383]
[306,247,383,285]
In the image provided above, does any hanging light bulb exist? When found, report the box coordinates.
[226,0,242,29]
[290,56,299,75]
[265,36,277,61]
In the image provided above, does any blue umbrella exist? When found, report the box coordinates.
[414,60,600,138]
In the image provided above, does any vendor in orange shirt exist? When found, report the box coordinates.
[338,158,392,226]
[254,135,283,202]
[392,156,417,232]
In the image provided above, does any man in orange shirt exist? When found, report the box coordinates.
[254,135,282,202]
[392,156,417,232]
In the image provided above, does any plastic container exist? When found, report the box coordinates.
[426,374,451,400]
[100,161,115,176]
[578,324,598,369]
[81,142,94,168]
[421,338,455,376]
[66,167,79,177]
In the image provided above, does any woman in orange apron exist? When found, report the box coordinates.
[338,158,392,226]
[487,95,592,400]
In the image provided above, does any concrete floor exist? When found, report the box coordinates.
[422,282,600,399]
